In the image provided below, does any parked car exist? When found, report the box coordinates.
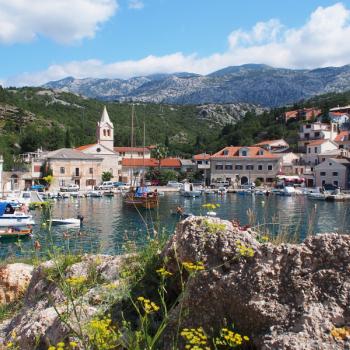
[30,184,45,192]
[60,184,79,192]
[113,181,126,188]
[96,181,114,190]
[167,181,183,188]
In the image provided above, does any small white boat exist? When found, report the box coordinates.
[87,191,103,198]
[308,193,326,200]
[282,186,297,196]
[206,211,217,216]
[217,186,227,195]
[0,202,35,227]
[50,216,83,226]
[180,183,202,197]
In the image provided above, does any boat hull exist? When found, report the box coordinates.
[0,215,35,227]
[124,195,159,209]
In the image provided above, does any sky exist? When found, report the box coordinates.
[1,0,350,86]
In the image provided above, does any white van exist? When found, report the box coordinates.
[97,181,114,190]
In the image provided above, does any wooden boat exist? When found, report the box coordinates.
[0,225,33,238]
[123,191,159,209]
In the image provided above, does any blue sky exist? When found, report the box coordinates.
[1,0,350,86]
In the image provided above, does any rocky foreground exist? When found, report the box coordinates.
[0,217,349,349]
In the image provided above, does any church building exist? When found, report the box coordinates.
[76,106,120,181]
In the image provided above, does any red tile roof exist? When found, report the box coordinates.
[335,131,350,142]
[75,143,97,151]
[193,153,211,160]
[115,147,150,153]
[211,146,279,159]
[122,157,181,168]
[307,139,332,146]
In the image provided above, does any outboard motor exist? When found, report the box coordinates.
[77,215,84,225]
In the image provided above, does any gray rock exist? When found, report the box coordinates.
[161,217,350,350]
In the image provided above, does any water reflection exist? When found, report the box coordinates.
[1,193,349,260]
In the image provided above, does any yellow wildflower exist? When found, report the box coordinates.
[137,296,160,314]
[156,267,173,278]
[69,341,78,348]
[182,261,205,272]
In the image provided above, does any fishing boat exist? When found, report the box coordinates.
[0,202,35,227]
[0,225,33,238]
[123,186,159,209]
[123,105,160,209]
[180,183,202,197]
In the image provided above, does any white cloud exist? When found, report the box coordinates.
[128,0,144,10]
[5,2,350,86]
[0,0,118,44]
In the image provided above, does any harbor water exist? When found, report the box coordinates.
[1,192,350,260]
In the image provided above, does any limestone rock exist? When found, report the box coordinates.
[1,255,124,349]
[162,216,350,350]
[0,263,34,305]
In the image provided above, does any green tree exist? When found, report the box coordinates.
[102,171,113,182]
[65,128,73,148]
[152,145,169,170]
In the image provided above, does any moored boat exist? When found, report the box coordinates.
[123,186,159,209]
[0,225,33,238]
[0,202,35,227]
[180,183,202,197]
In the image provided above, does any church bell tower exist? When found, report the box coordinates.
[97,106,114,150]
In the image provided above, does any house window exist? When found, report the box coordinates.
[322,180,326,186]
[268,165,273,171]
[332,172,338,176]
[107,130,111,137]
[334,180,339,186]
[308,148,311,153]
[223,150,229,156]
[320,172,326,176]
[258,165,263,171]
[315,132,320,137]
[60,167,65,174]
[103,130,106,136]
[314,147,317,153]
[96,148,101,153]
[138,152,143,157]
[246,165,254,170]
[241,150,247,156]
[197,160,202,164]
[225,163,233,170]
[215,164,223,170]
[235,165,243,170]
[75,168,80,176]
[258,150,264,155]
[306,125,311,129]
[89,168,93,174]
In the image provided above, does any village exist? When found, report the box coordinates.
[0,105,349,195]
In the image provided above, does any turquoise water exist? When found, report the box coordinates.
[1,193,349,260]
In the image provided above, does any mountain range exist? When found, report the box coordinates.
[43,64,350,107]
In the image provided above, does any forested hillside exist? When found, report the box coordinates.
[1,86,350,171]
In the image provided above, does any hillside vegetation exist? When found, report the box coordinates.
[1,87,350,170]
